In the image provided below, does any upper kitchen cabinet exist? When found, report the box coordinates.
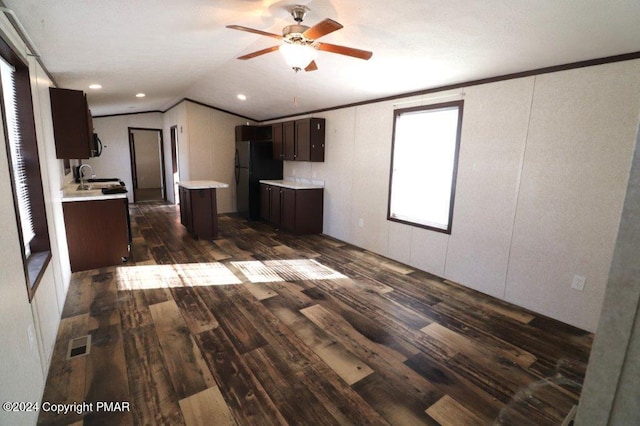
[276,118,325,162]
[272,122,284,160]
[50,87,94,159]
[283,120,295,160]
[295,118,325,162]
[235,124,271,142]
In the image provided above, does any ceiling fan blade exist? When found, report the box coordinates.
[226,25,283,40]
[304,61,318,72]
[303,18,343,40]
[317,42,373,60]
[237,45,280,60]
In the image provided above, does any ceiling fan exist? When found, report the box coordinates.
[226,5,373,72]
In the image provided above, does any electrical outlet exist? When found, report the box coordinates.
[572,275,586,291]
[358,218,364,228]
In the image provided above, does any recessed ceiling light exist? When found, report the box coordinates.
[136,93,146,98]
[237,94,247,101]
[89,84,102,90]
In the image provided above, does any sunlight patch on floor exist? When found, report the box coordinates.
[116,263,241,290]
[116,259,345,290]
[232,259,347,283]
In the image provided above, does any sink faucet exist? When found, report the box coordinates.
[78,164,95,189]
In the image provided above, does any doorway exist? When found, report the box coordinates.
[128,127,165,202]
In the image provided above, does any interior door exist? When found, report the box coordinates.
[128,127,166,202]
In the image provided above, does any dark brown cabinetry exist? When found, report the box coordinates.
[271,118,325,162]
[260,183,323,234]
[261,184,283,227]
[179,186,220,239]
[235,124,271,142]
[272,122,284,160]
[283,121,296,160]
[179,186,192,231]
[62,198,129,272]
[295,118,325,162]
[50,87,94,159]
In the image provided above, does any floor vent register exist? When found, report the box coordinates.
[66,335,92,360]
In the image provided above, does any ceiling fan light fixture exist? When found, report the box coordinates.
[279,42,317,71]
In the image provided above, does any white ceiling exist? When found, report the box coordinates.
[4,0,640,121]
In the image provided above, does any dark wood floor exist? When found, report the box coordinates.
[38,203,593,425]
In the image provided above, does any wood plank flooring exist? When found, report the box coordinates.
[38,203,593,425]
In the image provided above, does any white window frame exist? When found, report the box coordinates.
[387,100,463,234]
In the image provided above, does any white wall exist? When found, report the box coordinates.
[0,15,72,426]
[96,102,250,210]
[89,113,163,203]
[161,101,251,212]
[282,60,640,332]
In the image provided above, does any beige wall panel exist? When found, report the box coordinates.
[0,122,45,426]
[506,60,640,331]
[311,108,356,241]
[409,227,449,277]
[444,78,534,298]
[33,60,71,310]
[32,267,60,367]
[186,102,249,213]
[162,102,188,203]
[349,102,394,255]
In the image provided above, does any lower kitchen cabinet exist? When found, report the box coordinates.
[260,183,323,234]
[62,198,130,272]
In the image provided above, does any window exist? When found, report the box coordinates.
[388,100,463,233]
[0,36,51,301]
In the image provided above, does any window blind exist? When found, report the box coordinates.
[1,57,35,254]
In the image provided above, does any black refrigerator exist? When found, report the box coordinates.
[235,140,282,220]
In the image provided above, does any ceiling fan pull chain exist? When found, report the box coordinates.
[293,71,299,107]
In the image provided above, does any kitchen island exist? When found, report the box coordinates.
[178,180,229,240]
[61,180,130,272]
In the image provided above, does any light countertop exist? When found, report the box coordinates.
[259,179,324,190]
[61,182,128,202]
[178,180,229,189]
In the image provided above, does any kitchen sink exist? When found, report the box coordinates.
[77,182,123,191]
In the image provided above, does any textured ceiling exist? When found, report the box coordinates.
[4,0,640,121]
